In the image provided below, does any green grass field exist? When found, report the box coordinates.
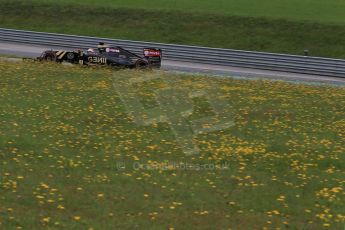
[0,0,345,58]
[0,61,344,229]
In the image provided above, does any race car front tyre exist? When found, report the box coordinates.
[66,52,75,61]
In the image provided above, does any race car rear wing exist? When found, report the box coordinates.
[143,48,162,68]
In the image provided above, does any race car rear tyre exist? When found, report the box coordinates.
[135,60,148,69]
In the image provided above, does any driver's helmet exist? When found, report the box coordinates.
[97,42,108,53]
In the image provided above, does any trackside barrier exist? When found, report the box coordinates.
[0,28,344,77]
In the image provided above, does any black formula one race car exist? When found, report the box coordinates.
[36,43,162,69]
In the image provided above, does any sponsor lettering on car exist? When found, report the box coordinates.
[106,48,120,53]
[144,49,161,57]
[88,56,107,64]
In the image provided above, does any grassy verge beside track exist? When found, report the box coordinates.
[0,61,344,229]
[8,0,345,24]
[0,1,345,58]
